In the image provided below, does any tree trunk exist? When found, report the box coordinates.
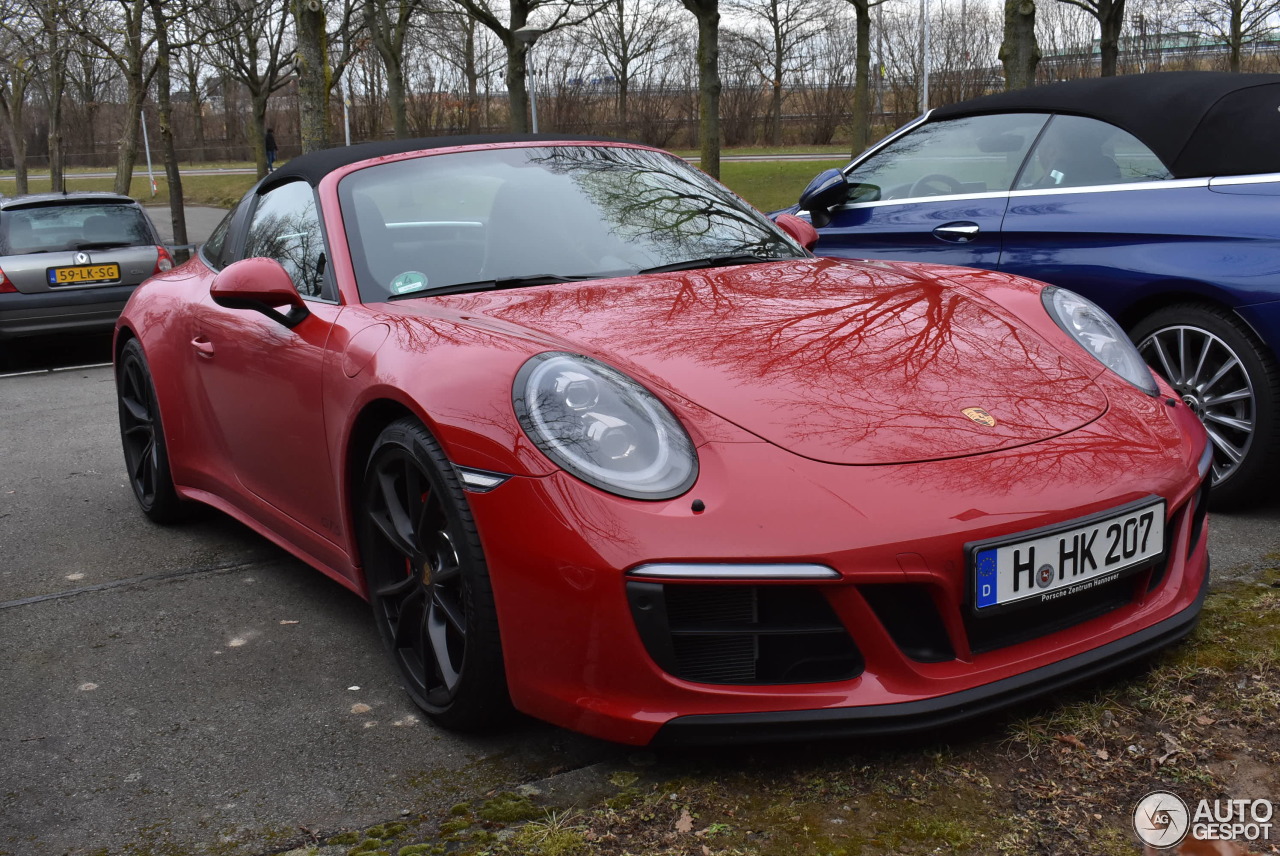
[770,25,783,146]
[685,0,721,180]
[250,91,269,177]
[0,88,29,195]
[1000,0,1041,90]
[46,6,66,192]
[148,0,186,258]
[191,93,206,162]
[506,40,531,133]
[295,0,331,152]
[1097,0,1124,76]
[1229,2,1243,73]
[464,22,481,134]
[114,84,143,196]
[385,54,409,138]
[849,1,872,157]
[618,76,629,136]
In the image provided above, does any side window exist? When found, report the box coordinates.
[1016,114,1172,190]
[243,181,328,299]
[201,207,234,269]
[847,113,1049,202]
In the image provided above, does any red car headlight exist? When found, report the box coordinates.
[513,352,698,500]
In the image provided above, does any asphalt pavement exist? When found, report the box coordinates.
[0,365,617,856]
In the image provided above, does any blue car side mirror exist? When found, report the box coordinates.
[798,168,850,227]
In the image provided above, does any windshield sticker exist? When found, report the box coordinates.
[390,271,429,295]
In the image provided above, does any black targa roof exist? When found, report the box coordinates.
[930,71,1280,179]
[259,133,637,192]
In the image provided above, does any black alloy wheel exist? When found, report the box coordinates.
[359,417,510,730]
[1133,304,1280,507]
[116,338,184,523]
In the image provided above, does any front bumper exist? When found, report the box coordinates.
[651,565,1207,745]
[465,385,1210,745]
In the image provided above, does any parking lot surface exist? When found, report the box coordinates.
[0,363,616,856]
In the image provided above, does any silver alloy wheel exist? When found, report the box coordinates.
[1137,324,1255,486]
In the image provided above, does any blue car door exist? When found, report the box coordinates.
[814,113,1049,269]
[997,114,1192,317]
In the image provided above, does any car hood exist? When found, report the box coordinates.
[418,258,1109,466]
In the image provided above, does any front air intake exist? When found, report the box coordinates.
[626,582,863,685]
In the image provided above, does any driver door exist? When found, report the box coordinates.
[191,180,346,549]
[815,113,1049,268]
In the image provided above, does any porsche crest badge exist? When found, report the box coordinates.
[962,407,997,427]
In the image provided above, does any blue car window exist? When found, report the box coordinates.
[846,114,1049,202]
[1015,114,1172,190]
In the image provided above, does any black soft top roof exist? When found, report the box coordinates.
[931,71,1280,178]
[260,133,638,192]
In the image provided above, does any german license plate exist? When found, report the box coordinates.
[48,263,121,286]
[970,498,1165,613]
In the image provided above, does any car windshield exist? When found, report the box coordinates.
[339,144,806,302]
[0,204,152,255]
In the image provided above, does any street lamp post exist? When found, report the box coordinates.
[513,26,545,133]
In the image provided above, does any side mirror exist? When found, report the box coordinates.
[774,213,819,251]
[210,257,310,328]
[798,168,850,227]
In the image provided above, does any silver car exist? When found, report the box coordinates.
[0,192,172,339]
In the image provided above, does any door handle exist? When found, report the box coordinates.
[191,337,215,358]
[933,222,981,243]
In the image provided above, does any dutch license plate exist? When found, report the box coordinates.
[970,498,1165,613]
[48,263,120,286]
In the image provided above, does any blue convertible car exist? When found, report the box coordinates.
[793,72,1280,506]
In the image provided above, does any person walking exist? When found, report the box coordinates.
[265,128,278,172]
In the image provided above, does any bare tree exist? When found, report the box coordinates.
[1001,0,1041,88]
[147,0,187,253]
[0,2,37,193]
[200,0,293,177]
[724,0,825,146]
[1185,0,1280,72]
[574,0,679,137]
[791,10,857,145]
[365,0,425,138]
[65,0,160,194]
[172,32,210,161]
[445,0,607,134]
[294,0,330,150]
[64,40,115,162]
[835,0,891,157]
[1036,0,1096,78]
[1055,0,1126,75]
[680,0,722,178]
[424,7,505,134]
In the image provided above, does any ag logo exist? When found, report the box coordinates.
[962,407,996,427]
[1134,790,1190,848]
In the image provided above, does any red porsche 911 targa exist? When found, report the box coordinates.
[114,136,1211,746]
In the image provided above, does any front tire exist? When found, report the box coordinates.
[357,417,511,730]
[1133,304,1280,507]
[116,338,185,523]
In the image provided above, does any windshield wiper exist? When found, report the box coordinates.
[637,254,776,275]
[387,273,597,300]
